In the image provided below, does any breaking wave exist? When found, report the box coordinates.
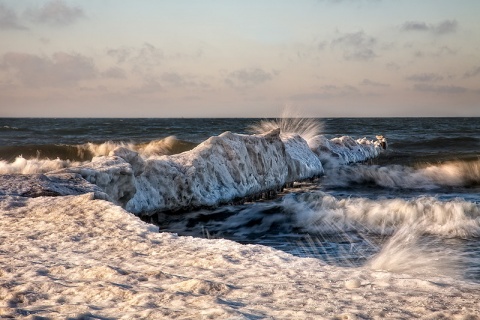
[162,192,480,240]
[78,136,197,158]
[285,192,480,238]
[323,159,480,189]
[0,156,83,174]
[0,137,198,174]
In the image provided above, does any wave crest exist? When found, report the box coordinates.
[283,192,480,238]
[323,159,480,189]
[0,156,82,174]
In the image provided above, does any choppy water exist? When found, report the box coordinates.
[1,117,479,281]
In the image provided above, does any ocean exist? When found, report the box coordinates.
[1,117,479,282]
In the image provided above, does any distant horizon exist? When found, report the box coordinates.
[1,1,479,117]
[2,115,479,119]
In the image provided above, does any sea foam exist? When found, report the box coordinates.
[283,191,480,238]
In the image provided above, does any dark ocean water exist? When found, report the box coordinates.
[1,117,480,281]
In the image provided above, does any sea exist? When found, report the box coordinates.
[1,117,479,282]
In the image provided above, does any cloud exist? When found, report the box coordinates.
[161,72,210,89]
[101,67,126,79]
[406,73,443,82]
[360,79,389,87]
[401,20,458,35]
[107,43,164,76]
[413,83,467,94]
[464,66,480,78]
[290,85,359,101]
[25,0,85,26]
[434,20,458,34]
[129,76,162,95]
[401,21,429,32]
[331,31,377,61]
[0,3,27,30]
[225,68,275,88]
[2,51,96,87]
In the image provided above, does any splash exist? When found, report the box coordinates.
[0,156,82,174]
[77,136,197,158]
[282,192,480,238]
[248,109,324,142]
[367,226,462,278]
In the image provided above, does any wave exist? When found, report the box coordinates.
[77,136,198,159]
[0,136,198,172]
[0,156,83,174]
[0,125,19,131]
[283,192,480,238]
[323,159,480,189]
[156,191,480,243]
[1,127,384,212]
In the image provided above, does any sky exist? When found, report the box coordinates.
[0,0,479,117]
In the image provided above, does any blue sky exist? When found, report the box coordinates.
[1,0,479,117]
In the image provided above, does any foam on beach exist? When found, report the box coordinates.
[1,194,479,319]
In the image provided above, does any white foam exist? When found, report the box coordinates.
[1,194,478,319]
[0,156,82,174]
[324,159,480,189]
[77,136,196,159]
[282,192,480,238]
